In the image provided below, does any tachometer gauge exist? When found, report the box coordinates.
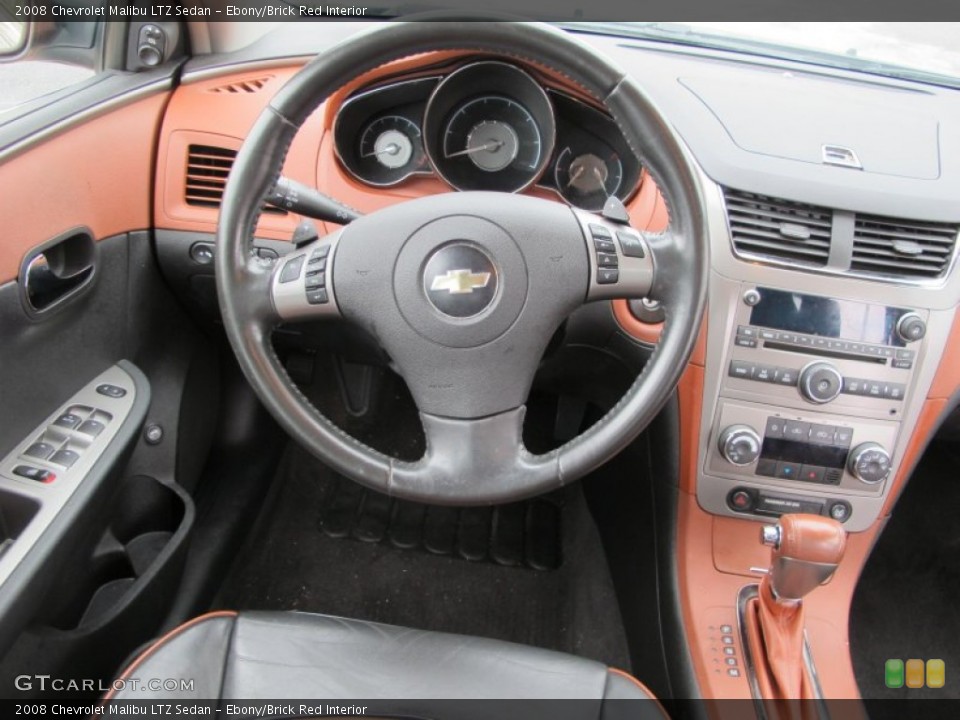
[354,115,425,186]
[554,146,623,211]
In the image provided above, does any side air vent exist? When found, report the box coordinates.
[724,189,832,267]
[185,144,284,214]
[208,76,273,94]
[852,215,958,280]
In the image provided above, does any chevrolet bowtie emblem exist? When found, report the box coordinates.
[429,269,492,294]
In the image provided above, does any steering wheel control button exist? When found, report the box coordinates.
[423,244,498,318]
[799,362,843,404]
[601,195,631,224]
[305,274,326,290]
[23,442,55,460]
[13,465,56,484]
[616,231,645,258]
[593,239,616,254]
[280,254,306,284]
[96,384,127,399]
[596,268,619,285]
[589,223,612,239]
[596,253,618,268]
[307,289,329,305]
[50,449,80,468]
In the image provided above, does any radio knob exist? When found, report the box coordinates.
[718,425,762,466]
[799,362,844,404]
[896,313,926,343]
[848,442,892,484]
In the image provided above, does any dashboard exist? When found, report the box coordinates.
[332,59,642,211]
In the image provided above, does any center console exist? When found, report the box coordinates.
[697,281,948,530]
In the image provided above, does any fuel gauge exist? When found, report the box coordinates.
[354,115,426,186]
[553,146,623,211]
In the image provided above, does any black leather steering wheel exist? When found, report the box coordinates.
[216,22,708,505]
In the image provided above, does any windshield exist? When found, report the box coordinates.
[576,22,960,89]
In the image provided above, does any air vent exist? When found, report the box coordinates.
[852,215,958,280]
[724,189,833,267]
[185,144,284,214]
[208,76,273,94]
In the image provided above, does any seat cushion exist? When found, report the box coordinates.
[106,611,667,717]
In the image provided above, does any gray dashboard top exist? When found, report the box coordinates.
[183,23,960,222]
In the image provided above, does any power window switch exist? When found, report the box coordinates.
[52,413,83,430]
[76,420,105,438]
[96,384,127,399]
[13,465,56,484]
[49,449,80,468]
[23,442,55,460]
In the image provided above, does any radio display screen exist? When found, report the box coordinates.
[749,288,910,348]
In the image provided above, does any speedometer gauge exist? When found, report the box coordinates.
[443,96,542,184]
[423,61,556,194]
[554,146,623,211]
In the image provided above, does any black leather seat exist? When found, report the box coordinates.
[107,611,668,718]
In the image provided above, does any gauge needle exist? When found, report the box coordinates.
[361,143,401,158]
[445,140,504,159]
[566,165,586,188]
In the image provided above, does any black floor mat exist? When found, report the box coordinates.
[214,442,630,669]
[318,476,562,570]
[850,440,960,703]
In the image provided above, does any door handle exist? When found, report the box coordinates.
[19,227,97,316]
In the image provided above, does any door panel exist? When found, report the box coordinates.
[0,93,167,284]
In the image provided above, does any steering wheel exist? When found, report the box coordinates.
[216,22,708,505]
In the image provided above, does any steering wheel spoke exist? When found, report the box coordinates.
[391,407,556,504]
[271,233,343,322]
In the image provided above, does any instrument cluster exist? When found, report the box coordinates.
[333,60,642,211]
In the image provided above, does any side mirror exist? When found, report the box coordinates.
[0,20,28,58]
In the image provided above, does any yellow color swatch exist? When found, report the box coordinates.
[926,659,945,689]
[905,659,925,688]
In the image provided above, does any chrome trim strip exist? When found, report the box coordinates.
[0,79,172,164]
[736,584,831,719]
[721,190,960,289]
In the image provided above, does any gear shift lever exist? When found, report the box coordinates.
[761,514,846,601]
[745,514,847,703]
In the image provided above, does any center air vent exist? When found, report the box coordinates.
[852,215,958,280]
[724,189,832,267]
[185,144,284,214]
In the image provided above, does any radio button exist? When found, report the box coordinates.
[883,383,906,401]
[754,365,776,383]
[843,377,866,395]
[764,417,786,439]
[813,337,829,349]
[896,349,916,360]
[809,424,837,445]
[892,359,913,370]
[775,461,802,480]
[759,329,777,341]
[865,382,884,398]
[735,335,758,348]
[827,339,845,351]
[798,465,826,483]
[776,368,799,386]
[729,360,755,379]
[737,325,757,338]
[783,420,811,441]
[833,427,854,447]
[848,342,864,353]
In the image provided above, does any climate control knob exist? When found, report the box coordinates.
[799,362,844,404]
[848,442,892,484]
[718,425,762,466]
[896,313,926,343]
